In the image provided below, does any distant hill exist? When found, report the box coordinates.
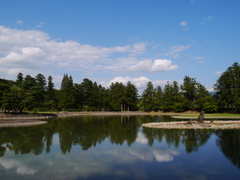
[209,92,216,96]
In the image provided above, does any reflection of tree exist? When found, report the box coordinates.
[56,115,140,153]
[0,126,46,155]
[142,127,213,153]
[0,146,6,157]
[0,115,215,156]
[215,129,240,169]
[183,129,212,153]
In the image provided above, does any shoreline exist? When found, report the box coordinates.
[142,121,240,129]
[0,119,47,127]
[1,111,240,127]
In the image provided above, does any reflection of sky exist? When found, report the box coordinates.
[0,135,180,180]
[0,132,240,179]
[135,131,148,144]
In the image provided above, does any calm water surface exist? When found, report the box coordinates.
[0,115,240,180]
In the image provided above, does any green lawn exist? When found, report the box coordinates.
[178,113,240,117]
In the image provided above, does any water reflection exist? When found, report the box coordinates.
[0,115,240,179]
[0,116,213,155]
[216,129,240,169]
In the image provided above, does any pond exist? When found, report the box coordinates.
[0,115,240,180]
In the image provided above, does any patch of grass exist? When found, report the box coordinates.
[37,111,60,114]
[178,113,240,117]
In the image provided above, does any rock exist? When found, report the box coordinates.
[197,111,204,123]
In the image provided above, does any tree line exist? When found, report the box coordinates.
[0,62,239,113]
[0,73,138,112]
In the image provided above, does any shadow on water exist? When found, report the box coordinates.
[0,115,240,171]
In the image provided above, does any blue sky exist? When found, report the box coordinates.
[0,0,239,92]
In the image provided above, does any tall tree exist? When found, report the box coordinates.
[180,76,198,110]
[154,86,163,111]
[16,73,24,87]
[46,76,56,110]
[59,75,75,110]
[141,81,156,111]
[125,81,138,111]
[109,82,126,111]
[214,62,240,112]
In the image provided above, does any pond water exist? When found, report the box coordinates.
[0,115,240,180]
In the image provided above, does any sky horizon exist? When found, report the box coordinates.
[0,0,239,93]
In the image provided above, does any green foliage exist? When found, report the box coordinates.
[214,62,240,112]
[1,63,240,113]
[141,81,156,111]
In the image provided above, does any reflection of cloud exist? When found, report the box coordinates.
[0,159,37,175]
[52,133,59,145]
[0,142,180,179]
[129,148,180,162]
[153,149,180,162]
[135,132,148,144]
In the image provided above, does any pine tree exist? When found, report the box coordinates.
[141,81,156,111]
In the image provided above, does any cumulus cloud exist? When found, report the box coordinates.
[0,47,43,68]
[0,25,148,79]
[165,45,191,58]
[180,21,188,27]
[100,76,170,89]
[105,59,178,73]
[128,59,178,72]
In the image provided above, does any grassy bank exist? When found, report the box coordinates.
[178,113,240,117]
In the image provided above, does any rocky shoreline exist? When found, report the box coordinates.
[142,120,240,129]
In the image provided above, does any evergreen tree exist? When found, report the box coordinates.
[214,62,240,112]
[46,76,56,110]
[16,73,24,87]
[180,76,198,110]
[59,74,75,110]
[154,86,163,111]
[109,82,126,111]
[125,81,138,111]
[141,81,156,111]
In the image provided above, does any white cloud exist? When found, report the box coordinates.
[36,22,44,28]
[180,21,188,27]
[16,20,23,25]
[203,16,213,21]
[100,76,170,89]
[214,71,223,75]
[0,47,43,68]
[132,76,151,88]
[165,45,191,58]
[128,59,178,72]
[0,25,148,79]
